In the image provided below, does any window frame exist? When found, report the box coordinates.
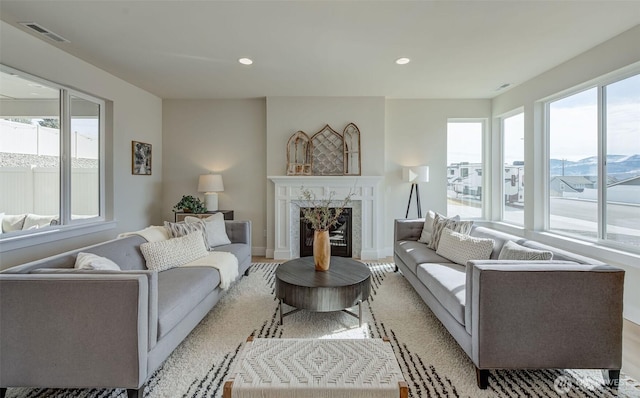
[499,108,525,226]
[543,68,640,253]
[0,64,109,251]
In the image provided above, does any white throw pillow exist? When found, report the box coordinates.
[498,240,553,261]
[428,213,472,250]
[74,252,121,271]
[417,210,436,243]
[141,232,209,272]
[23,214,57,230]
[2,214,27,232]
[436,228,494,266]
[185,213,231,248]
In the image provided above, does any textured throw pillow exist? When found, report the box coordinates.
[428,213,473,250]
[74,252,121,271]
[141,232,209,272]
[185,213,231,248]
[164,220,208,248]
[418,212,460,243]
[498,240,553,261]
[436,228,494,266]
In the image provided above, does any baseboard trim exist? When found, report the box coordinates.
[623,318,640,380]
[251,246,266,256]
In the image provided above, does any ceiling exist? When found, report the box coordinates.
[1,1,639,100]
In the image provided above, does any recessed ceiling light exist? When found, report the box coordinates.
[395,57,410,65]
[238,58,253,65]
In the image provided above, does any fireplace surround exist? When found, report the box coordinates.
[268,176,383,260]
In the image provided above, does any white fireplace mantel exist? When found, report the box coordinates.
[268,176,384,260]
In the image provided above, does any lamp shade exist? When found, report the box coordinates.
[198,174,224,192]
[402,166,429,183]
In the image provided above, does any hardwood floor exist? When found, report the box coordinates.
[623,318,640,381]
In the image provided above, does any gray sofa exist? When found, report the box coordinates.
[0,220,251,398]
[394,218,625,389]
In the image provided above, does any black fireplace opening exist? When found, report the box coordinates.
[300,208,352,257]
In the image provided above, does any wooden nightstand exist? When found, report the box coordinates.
[174,210,234,222]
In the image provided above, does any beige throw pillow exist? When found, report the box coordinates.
[185,213,231,248]
[428,213,473,250]
[436,228,494,266]
[141,232,209,272]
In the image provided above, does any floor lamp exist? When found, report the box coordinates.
[403,166,429,218]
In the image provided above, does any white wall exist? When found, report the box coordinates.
[162,99,267,253]
[0,21,163,269]
[384,99,491,251]
[491,25,640,325]
[265,96,386,256]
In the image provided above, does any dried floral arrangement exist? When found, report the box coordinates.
[299,187,354,231]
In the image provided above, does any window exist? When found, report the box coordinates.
[547,72,640,249]
[0,65,104,239]
[605,74,640,247]
[502,112,525,225]
[447,121,484,219]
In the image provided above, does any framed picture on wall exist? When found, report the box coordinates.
[132,141,152,175]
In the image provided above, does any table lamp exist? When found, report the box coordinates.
[198,174,224,211]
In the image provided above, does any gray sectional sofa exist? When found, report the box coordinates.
[394,218,625,389]
[0,220,251,398]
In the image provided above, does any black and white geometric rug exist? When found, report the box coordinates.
[5,262,640,397]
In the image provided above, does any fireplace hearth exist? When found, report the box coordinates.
[299,208,352,257]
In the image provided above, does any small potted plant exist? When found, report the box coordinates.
[173,195,207,213]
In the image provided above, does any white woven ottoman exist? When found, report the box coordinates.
[223,337,408,398]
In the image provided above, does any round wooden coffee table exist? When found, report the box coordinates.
[275,256,371,326]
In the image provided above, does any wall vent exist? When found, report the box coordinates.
[19,22,69,43]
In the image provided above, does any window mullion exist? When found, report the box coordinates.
[60,90,71,225]
[598,85,606,241]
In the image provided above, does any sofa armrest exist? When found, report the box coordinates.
[28,269,159,349]
[466,260,624,370]
[225,220,251,246]
[0,273,151,389]
[394,218,424,242]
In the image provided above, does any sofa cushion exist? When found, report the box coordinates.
[416,262,467,326]
[428,213,473,250]
[214,243,251,268]
[141,232,209,272]
[395,240,454,275]
[157,267,220,338]
[498,240,553,261]
[436,228,494,266]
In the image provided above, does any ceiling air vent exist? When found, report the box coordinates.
[19,22,69,43]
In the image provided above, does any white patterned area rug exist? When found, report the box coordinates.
[6,262,640,398]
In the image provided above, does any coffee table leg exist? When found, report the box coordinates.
[358,300,362,327]
[279,299,283,325]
